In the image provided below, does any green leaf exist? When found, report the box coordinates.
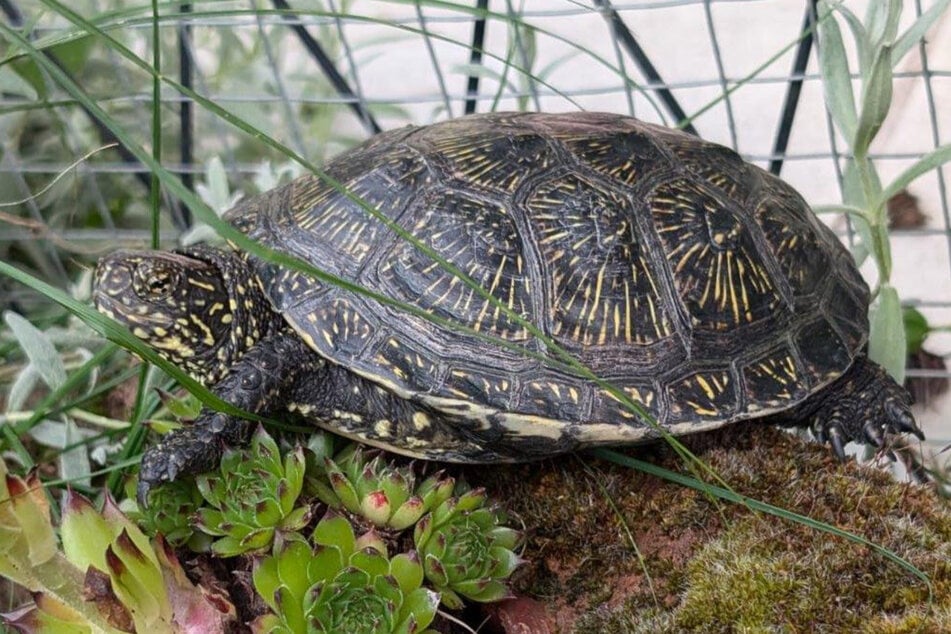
[893,0,951,63]
[869,285,907,382]
[880,143,951,203]
[350,548,389,579]
[817,3,858,142]
[60,490,111,573]
[864,0,901,48]
[156,389,202,421]
[400,587,440,631]
[4,311,66,391]
[834,4,871,74]
[312,514,355,557]
[0,65,37,99]
[903,307,930,354]
[853,45,893,157]
[842,158,868,208]
[7,364,39,413]
[59,419,91,488]
[389,552,424,597]
[455,578,510,603]
[196,156,241,214]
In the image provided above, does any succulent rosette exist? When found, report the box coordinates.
[252,513,440,634]
[315,445,454,531]
[194,426,310,556]
[414,487,523,609]
[0,459,234,633]
[128,478,204,547]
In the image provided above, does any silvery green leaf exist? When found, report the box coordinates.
[61,419,92,487]
[880,143,951,202]
[844,203,876,267]
[811,203,870,219]
[817,3,858,142]
[841,158,867,207]
[27,420,99,447]
[851,239,871,267]
[7,364,39,413]
[864,0,901,47]
[196,156,243,214]
[179,222,223,246]
[253,160,301,193]
[883,0,904,44]
[834,4,871,74]
[893,0,950,63]
[69,268,94,303]
[853,46,893,157]
[4,311,66,391]
[869,285,906,382]
[27,419,68,447]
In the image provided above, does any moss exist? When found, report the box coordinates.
[465,423,951,633]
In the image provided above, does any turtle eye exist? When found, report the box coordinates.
[133,262,176,299]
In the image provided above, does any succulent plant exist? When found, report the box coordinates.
[314,445,454,531]
[252,512,441,634]
[414,487,522,609]
[194,425,310,556]
[0,458,234,633]
[126,477,204,548]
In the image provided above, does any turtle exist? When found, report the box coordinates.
[93,112,924,502]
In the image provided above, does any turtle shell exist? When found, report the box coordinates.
[225,112,869,449]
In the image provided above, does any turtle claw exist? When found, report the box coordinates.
[136,479,154,509]
[886,400,924,440]
[828,424,847,461]
[862,420,885,448]
[812,418,848,460]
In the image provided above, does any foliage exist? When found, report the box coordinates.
[815,0,951,382]
[312,444,455,531]
[252,513,441,634]
[0,458,235,633]
[414,487,523,609]
[0,1,949,631]
[193,425,310,557]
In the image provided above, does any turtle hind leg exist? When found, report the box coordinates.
[138,330,321,506]
[792,355,924,460]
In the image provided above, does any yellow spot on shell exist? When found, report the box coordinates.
[412,412,431,430]
[374,420,393,437]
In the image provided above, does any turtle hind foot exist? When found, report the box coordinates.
[804,355,924,461]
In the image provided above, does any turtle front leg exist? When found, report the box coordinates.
[137,330,321,504]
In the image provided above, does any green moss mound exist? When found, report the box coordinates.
[468,424,950,633]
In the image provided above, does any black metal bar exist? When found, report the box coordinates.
[270,0,380,134]
[178,3,194,227]
[464,0,489,115]
[0,0,23,24]
[769,0,818,175]
[593,0,697,135]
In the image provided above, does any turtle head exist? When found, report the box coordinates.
[94,245,274,384]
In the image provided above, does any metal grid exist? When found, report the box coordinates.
[1,0,949,443]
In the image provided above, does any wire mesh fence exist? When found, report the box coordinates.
[1,0,949,445]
